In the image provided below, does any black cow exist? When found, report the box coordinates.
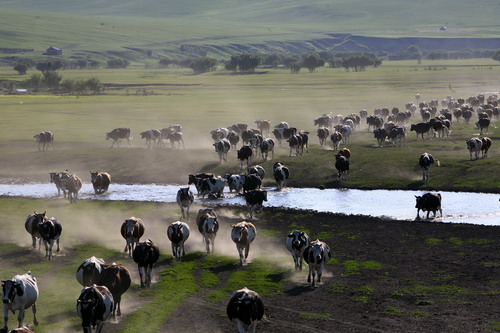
[243,174,262,193]
[176,187,194,220]
[410,122,431,140]
[227,288,264,333]
[227,131,240,150]
[272,127,297,145]
[335,154,349,180]
[317,128,330,146]
[415,193,442,220]
[76,256,106,287]
[244,190,267,218]
[106,128,132,148]
[387,126,406,146]
[476,118,490,135]
[132,239,160,288]
[38,217,62,260]
[99,263,131,319]
[237,145,253,170]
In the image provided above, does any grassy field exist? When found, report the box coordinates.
[0,60,499,191]
[1,0,500,62]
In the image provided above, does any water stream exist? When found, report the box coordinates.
[0,183,499,226]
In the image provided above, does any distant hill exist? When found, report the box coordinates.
[0,0,499,62]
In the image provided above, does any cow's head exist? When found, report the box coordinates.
[90,171,98,183]
[204,216,218,234]
[2,280,23,304]
[415,195,424,208]
[124,219,137,237]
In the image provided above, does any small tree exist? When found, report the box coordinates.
[60,79,76,94]
[14,62,30,75]
[21,73,43,91]
[491,50,500,62]
[302,54,324,73]
[42,71,63,90]
[189,57,217,74]
[289,62,301,74]
[85,77,103,94]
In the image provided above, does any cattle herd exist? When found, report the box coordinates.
[14,93,498,332]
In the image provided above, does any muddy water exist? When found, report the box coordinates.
[0,183,499,226]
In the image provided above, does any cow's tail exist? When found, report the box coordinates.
[436,160,441,167]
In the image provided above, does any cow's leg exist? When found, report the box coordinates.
[244,244,250,262]
[416,209,421,220]
[95,321,104,333]
[32,302,39,326]
[138,265,145,288]
[31,235,37,249]
[292,253,299,271]
[171,243,177,260]
[116,297,121,317]
[48,240,54,259]
[317,264,323,283]
[307,264,312,283]
[3,306,9,330]
[17,308,25,328]
[299,254,304,271]
[181,241,185,256]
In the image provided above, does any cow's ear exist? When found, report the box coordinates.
[16,284,24,296]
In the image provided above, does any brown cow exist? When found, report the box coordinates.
[99,263,131,320]
[120,217,145,258]
[60,174,82,203]
[90,171,111,194]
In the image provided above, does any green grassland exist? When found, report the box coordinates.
[0,61,499,191]
[0,199,499,332]
[0,0,500,62]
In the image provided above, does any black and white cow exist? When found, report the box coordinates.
[237,145,253,170]
[90,171,111,194]
[106,128,132,148]
[415,193,442,220]
[196,209,219,254]
[199,176,226,199]
[274,121,289,129]
[388,126,406,147]
[466,137,483,160]
[334,124,352,144]
[231,222,257,266]
[317,128,330,146]
[287,134,302,157]
[335,154,349,180]
[272,127,297,145]
[38,217,62,260]
[76,256,106,287]
[419,152,435,182]
[188,173,214,197]
[258,138,274,161]
[165,131,185,149]
[373,128,388,147]
[24,212,46,250]
[314,115,333,128]
[247,165,266,180]
[249,134,263,154]
[273,162,290,191]
[303,240,331,287]
[226,174,245,194]
[132,239,160,288]
[76,285,114,333]
[120,217,145,258]
[2,272,39,332]
[49,171,70,197]
[298,131,309,153]
[139,129,161,149]
[211,128,229,142]
[285,230,310,272]
[244,190,267,218]
[167,221,190,261]
[481,137,492,158]
[8,325,35,333]
[33,131,55,151]
[227,288,264,333]
[214,139,231,163]
[98,263,131,319]
[176,187,194,220]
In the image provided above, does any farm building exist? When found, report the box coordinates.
[44,46,62,55]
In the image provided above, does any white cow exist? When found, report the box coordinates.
[167,221,190,260]
[303,240,331,287]
[196,209,219,254]
[2,272,39,331]
[214,139,231,163]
